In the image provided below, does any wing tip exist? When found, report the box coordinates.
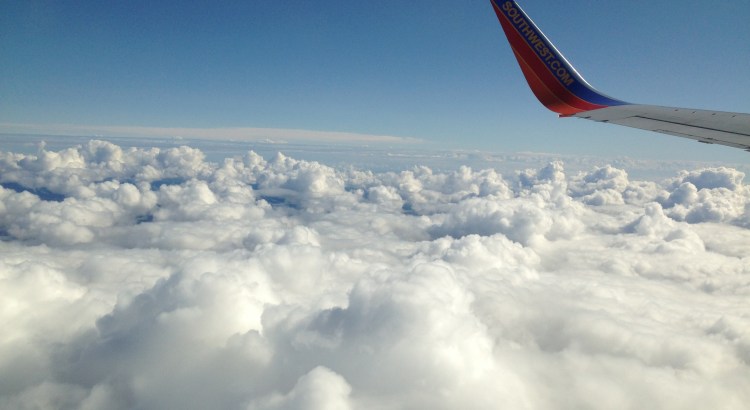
[490,0,627,115]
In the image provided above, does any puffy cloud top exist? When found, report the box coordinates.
[1,141,749,409]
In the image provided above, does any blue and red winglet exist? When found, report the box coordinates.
[489,0,750,151]
[490,0,628,116]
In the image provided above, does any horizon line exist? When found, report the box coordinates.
[0,122,424,145]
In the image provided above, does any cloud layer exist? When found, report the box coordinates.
[1,140,749,409]
[0,123,421,144]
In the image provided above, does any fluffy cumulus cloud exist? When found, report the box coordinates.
[658,168,750,225]
[1,140,749,410]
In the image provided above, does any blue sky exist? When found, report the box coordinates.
[1,0,749,161]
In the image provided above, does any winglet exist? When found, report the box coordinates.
[490,0,628,115]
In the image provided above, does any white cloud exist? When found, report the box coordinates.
[0,123,421,144]
[659,168,750,225]
[1,140,749,409]
[247,366,353,410]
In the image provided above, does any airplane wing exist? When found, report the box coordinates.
[489,0,750,152]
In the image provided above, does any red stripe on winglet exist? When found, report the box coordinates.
[492,3,607,115]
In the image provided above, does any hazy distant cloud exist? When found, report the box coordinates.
[0,123,422,144]
[1,140,749,409]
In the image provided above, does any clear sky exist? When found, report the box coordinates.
[1,0,749,161]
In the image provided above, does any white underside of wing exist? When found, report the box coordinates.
[573,105,750,151]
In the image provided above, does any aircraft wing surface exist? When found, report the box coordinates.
[489,0,750,151]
